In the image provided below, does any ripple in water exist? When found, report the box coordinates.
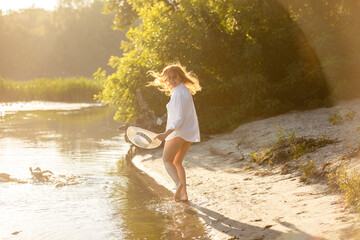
[0,102,210,239]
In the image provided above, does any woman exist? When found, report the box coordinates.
[149,63,201,202]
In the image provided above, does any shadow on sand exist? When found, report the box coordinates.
[184,202,324,240]
[187,202,280,239]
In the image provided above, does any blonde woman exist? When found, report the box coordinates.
[149,63,201,202]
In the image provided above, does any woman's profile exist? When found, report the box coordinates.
[148,63,201,202]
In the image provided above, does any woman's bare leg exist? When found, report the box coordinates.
[163,137,186,201]
[174,141,192,201]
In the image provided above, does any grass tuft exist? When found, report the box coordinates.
[329,107,356,125]
[328,162,360,212]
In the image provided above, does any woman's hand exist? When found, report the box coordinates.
[154,133,167,141]
[154,129,174,141]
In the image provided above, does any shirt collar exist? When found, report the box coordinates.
[171,82,184,95]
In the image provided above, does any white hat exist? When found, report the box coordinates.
[126,126,162,149]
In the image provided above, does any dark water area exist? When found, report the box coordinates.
[0,102,210,240]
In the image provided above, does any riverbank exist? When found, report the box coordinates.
[131,98,360,239]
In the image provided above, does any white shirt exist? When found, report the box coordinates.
[165,83,200,142]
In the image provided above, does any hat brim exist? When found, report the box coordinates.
[126,126,162,149]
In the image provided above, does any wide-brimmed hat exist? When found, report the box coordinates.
[126,126,162,149]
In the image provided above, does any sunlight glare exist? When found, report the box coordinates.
[0,0,57,12]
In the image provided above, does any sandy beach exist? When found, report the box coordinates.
[132,98,360,240]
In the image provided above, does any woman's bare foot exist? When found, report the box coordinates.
[180,188,188,201]
[174,183,183,201]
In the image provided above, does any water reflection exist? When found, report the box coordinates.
[0,102,209,239]
[114,162,211,240]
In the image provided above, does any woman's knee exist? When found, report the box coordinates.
[163,156,173,163]
[173,160,183,168]
[162,149,176,163]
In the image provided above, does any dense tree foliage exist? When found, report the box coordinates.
[96,0,359,134]
[281,0,360,100]
[0,0,125,80]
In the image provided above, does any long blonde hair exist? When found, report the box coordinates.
[148,63,202,96]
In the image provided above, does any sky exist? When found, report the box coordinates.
[0,0,58,13]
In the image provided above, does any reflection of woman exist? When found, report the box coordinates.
[149,63,201,202]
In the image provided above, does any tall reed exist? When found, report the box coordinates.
[0,77,102,102]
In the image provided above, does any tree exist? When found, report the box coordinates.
[98,0,355,133]
[0,0,125,80]
[280,0,360,99]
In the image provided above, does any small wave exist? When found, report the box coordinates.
[0,168,85,187]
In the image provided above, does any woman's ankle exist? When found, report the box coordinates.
[174,183,183,201]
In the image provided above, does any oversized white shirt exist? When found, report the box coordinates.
[165,83,200,142]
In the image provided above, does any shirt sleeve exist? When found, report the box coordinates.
[168,92,191,131]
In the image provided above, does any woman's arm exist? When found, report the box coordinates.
[154,129,174,141]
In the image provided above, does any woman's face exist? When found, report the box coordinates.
[167,71,182,88]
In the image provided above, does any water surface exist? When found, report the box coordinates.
[0,102,209,240]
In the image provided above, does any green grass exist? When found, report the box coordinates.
[249,124,360,213]
[328,162,360,212]
[328,107,356,125]
[250,129,335,169]
[0,77,102,102]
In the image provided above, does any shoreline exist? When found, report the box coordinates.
[124,145,214,238]
[130,99,360,240]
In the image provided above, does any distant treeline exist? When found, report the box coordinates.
[96,0,360,134]
[0,77,101,102]
[0,0,125,80]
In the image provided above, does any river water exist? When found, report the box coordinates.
[0,102,209,240]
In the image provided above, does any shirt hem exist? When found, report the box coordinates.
[165,135,200,143]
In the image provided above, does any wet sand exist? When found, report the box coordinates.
[132,98,360,239]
